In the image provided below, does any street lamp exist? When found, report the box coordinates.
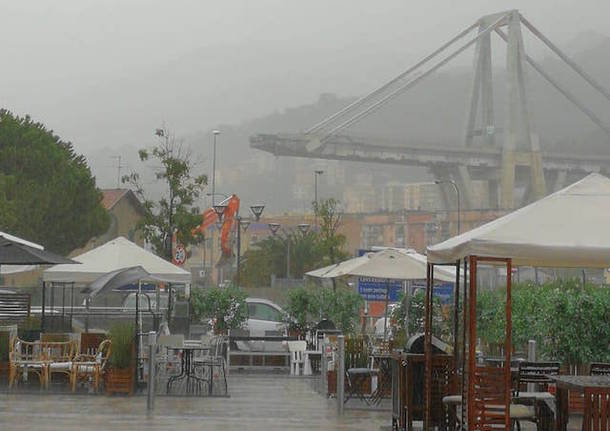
[250,204,265,221]
[213,203,228,222]
[314,170,324,206]
[434,180,461,235]
[268,223,281,235]
[211,130,220,207]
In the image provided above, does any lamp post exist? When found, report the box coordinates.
[212,202,227,285]
[211,130,220,207]
[268,222,310,279]
[314,170,324,206]
[434,180,461,235]
[235,204,265,287]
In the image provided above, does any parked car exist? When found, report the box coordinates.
[121,292,168,312]
[245,297,286,336]
[234,298,286,352]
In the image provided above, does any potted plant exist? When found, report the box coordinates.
[104,322,135,395]
[0,332,10,378]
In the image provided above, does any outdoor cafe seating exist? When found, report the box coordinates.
[8,335,111,392]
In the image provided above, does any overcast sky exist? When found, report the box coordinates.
[1,0,608,168]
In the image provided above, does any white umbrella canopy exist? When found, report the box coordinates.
[306,249,455,281]
[43,236,190,284]
[305,254,371,279]
[344,248,455,281]
[427,173,610,267]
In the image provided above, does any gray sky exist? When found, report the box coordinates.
[1,0,608,176]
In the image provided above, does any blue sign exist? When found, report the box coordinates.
[410,280,455,304]
[433,283,454,304]
[358,278,403,301]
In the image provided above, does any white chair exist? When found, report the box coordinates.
[287,341,307,376]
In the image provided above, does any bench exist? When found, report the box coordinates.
[228,334,296,371]
[0,293,31,325]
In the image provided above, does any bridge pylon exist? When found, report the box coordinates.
[250,10,610,211]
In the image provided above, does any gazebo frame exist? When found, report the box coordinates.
[424,256,513,431]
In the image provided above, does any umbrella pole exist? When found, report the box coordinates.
[41,281,46,333]
[135,282,140,384]
[383,278,390,341]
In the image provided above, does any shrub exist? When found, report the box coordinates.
[284,286,317,334]
[192,286,248,334]
[476,280,610,367]
[108,323,135,369]
[313,285,363,335]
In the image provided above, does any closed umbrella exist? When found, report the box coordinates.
[86,266,174,380]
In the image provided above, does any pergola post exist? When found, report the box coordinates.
[424,263,434,430]
[467,256,477,430]
[41,281,46,333]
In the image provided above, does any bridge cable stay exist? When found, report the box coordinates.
[494,27,610,137]
[520,15,610,103]
[305,22,478,135]
[319,13,510,142]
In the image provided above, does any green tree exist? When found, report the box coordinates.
[0,110,109,254]
[314,285,363,334]
[123,127,207,260]
[239,198,348,287]
[313,198,349,266]
[190,286,248,333]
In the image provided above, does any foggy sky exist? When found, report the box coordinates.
[1,0,608,188]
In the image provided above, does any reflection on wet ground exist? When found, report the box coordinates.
[0,374,390,431]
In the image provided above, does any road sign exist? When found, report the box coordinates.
[173,244,186,266]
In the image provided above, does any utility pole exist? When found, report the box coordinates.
[212,130,220,206]
[211,130,220,285]
[111,156,124,188]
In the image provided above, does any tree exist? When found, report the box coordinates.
[313,198,348,266]
[239,198,348,287]
[190,286,248,333]
[123,127,207,260]
[0,110,109,254]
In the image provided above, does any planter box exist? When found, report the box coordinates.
[327,370,372,396]
[105,368,134,396]
[0,361,9,378]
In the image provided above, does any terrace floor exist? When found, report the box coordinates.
[0,374,390,431]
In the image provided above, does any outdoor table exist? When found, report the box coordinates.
[370,353,393,405]
[513,392,555,431]
[166,346,209,396]
[549,375,610,431]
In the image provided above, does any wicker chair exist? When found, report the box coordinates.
[71,339,111,392]
[44,340,76,388]
[8,337,47,389]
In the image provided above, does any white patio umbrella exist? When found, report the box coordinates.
[307,248,456,339]
[344,249,455,340]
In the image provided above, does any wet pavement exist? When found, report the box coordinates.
[0,374,391,431]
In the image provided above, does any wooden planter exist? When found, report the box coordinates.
[105,368,134,396]
[0,361,9,378]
